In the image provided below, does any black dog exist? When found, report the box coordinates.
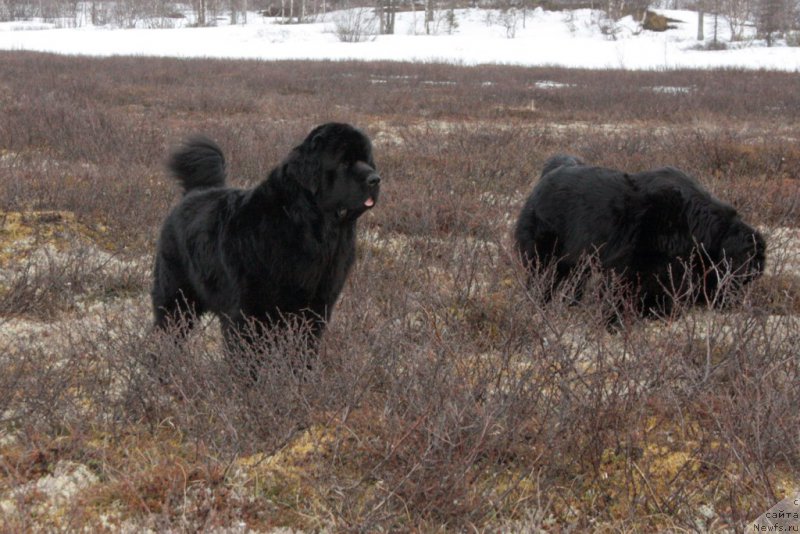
[515,155,765,318]
[152,123,380,354]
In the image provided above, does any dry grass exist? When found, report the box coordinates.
[0,51,798,531]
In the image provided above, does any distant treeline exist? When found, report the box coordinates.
[0,0,797,46]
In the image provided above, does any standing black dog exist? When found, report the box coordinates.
[515,155,765,318]
[152,123,380,354]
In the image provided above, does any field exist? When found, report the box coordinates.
[0,52,799,531]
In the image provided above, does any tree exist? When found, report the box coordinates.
[196,0,207,25]
[376,0,396,34]
[758,0,789,45]
[231,0,248,23]
[425,0,435,34]
[710,0,721,45]
[719,0,754,41]
[697,9,704,40]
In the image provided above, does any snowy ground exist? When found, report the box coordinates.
[1,7,798,70]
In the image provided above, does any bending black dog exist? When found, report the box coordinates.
[515,155,765,318]
[152,123,380,353]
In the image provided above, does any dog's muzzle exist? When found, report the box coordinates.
[365,173,381,208]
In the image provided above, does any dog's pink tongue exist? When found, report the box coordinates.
[365,198,375,207]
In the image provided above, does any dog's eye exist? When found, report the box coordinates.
[352,160,375,175]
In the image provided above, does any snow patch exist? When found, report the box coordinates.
[0,8,797,70]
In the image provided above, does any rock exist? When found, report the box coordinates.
[643,11,669,32]
[34,461,99,506]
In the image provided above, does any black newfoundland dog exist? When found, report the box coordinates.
[152,122,380,351]
[515,155,765,318]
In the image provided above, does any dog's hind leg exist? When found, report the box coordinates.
[151,256,204,338]
[153,290,204,338]
[220,315,271,384]
[147,261,205,387]
[517,222,562,302]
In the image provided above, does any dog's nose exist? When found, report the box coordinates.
[367,174,381,187]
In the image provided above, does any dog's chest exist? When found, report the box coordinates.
[291,221,351,287]
[318,227,353,271]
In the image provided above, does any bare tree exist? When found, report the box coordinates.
[195,0,208,24]
[719,0,754,40]
[376,0,396,34]
[332,4,378,40]
[709,0,721,45]
[758,0,790,44]
[697,9,705,39]
[425,0,435,34]
[231,0,248,23]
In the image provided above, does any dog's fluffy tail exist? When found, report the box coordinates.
[541,154,584,177]
[168,136,226,193]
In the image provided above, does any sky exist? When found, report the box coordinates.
[1,7,798,70]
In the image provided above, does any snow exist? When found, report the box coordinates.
[0,7,798,71]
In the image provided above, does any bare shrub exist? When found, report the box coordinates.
[720,0,755,41]
[332,6,378,42]
[417,5,459,35]
[590,9,624,39]
[484,8,522,38]
[103,0,182,29]
[0,53,798,530]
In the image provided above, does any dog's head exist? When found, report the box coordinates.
[718,218,766,285]
[698,217,766,308]
[286,123,380,221]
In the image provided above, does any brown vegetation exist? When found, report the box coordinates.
[0,51,798,531]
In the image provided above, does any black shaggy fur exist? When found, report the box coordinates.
[152,122,381,352]
[515,155,766,318]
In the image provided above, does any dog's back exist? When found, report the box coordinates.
[540,154,584,178]
[168,136,227,194]
[515,155,607,269]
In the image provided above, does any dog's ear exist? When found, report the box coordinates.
[637,188,692,257]
[540,154,584,178]
[719,220,767,275]
[283,125,337,194]
[284,146,323,194]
